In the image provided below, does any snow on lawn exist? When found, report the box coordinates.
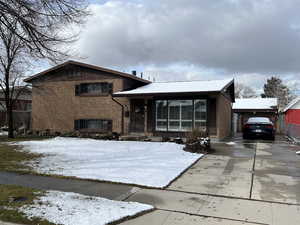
[14,137,203,188]
[0,131,8,136]
[20,190,153,225]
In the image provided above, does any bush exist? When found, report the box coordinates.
[184,129,211,153]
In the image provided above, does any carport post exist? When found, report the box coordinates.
[144,99,148,135]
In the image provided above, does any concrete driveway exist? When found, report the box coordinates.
[121,137,300,225]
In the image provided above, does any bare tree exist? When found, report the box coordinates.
[235,83,257,98]
[0,1,88,138]
[0,20,31,138]
[0,0,88,62]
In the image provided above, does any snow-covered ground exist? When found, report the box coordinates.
[0,131,8,136]
[20,190,153,225]
[13,137,203,187]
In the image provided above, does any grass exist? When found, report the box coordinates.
[0,184,55,225]
[0,137,45,173]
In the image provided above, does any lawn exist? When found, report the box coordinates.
[0,184,54,225]
[11,137,203,188]
[0,184,152,225]
[0,140,43,173]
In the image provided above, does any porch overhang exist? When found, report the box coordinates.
[113,78,235,102]
[112,91,220,98]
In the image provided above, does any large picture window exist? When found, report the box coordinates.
[155,99,207,132]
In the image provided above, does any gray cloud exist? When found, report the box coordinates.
[71,0,300,93]
[76,0,300,73]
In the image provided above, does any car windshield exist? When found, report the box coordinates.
[247,117,271,123]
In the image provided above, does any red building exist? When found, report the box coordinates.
[282,97,300,138]
[283,97,300,125]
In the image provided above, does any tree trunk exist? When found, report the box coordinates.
[7,104,14,138]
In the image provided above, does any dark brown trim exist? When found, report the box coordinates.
[24,60,150,84]
[233,109,278,113]
[113,91,219,98]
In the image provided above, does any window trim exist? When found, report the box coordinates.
[75,82,113,97]
[155,99,207,132]
[74,119,112,132]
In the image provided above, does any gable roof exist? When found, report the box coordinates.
[113,78,234,97]
[282,97,300,112]
[24,60,150,84]
[233,98,278,110]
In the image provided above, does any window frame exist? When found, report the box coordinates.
[75,82,113,96]
[155,99,207,132]
[74,119,112,132]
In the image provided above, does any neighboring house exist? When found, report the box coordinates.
[281,97,300,139]
[0,87,32,129]
[24,60,235,139]
[232,98,278,133]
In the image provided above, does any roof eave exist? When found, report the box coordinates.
[112,91,221,98]
[24,60,150,84]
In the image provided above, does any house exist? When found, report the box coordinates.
[0,87,32,129]
[24,60,235,139]
[232,98,278,133]
[282,97,300,139]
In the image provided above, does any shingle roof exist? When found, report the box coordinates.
[24,60,150,84]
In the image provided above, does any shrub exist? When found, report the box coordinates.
[184,129,211,153]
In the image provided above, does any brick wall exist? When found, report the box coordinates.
[31,72,132,134]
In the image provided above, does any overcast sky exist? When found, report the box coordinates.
[70,0,300,94]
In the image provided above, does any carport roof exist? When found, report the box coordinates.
[233,98,278,110]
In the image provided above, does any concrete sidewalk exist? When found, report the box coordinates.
[0,171,138,201]
[122,188,300,225]
[0,222,22,225]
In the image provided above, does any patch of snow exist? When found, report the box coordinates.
[0,131,8,136]
[226,142,236,145]
[296,151,300,155]
[233,98,277,110]
[20,190,153,225]
[114,78,233,95]
[13,137,203,188]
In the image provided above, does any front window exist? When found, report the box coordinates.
[155,99,207,132]
[74,119,112,132]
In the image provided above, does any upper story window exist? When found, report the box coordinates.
[75,82,113,96]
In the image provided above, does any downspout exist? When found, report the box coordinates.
[111,95,125,135]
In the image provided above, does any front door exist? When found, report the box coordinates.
[130,99,145,133]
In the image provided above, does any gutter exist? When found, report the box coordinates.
[111,95,125,135]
